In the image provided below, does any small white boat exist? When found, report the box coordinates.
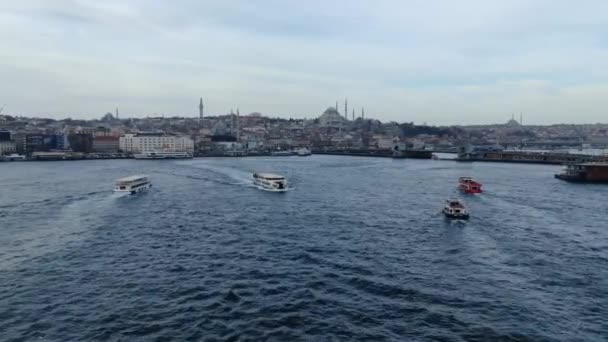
[297,147,312,156]
[270,150,295,156]
[442,198,470,220]
[134,151,193,159]
[114,175,152,195]
[1,154,26,161]
[253,173,288,192]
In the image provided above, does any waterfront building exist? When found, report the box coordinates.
[25,134,47,153]
[11,133,26,155]
[372,134,399,149]
[119,133,194,153]
[93,136,120,153]
[0,130,10,141]
[24,134,69,153]
[0,140,16,155]
[67,133,93,153]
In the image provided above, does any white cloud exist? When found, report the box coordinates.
[0,0,607,124]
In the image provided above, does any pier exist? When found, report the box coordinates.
[456,150,608,165]
[313,149,432,159]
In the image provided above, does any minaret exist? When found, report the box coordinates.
[230,108,234,135]
[344,98,348,120]
[352,108,355,121]
[236,107,241,143]
[335,100,338,112]
[115,107,119,120]
[520,113,523,125]
[361,107,365,119]
[198,97,204,126]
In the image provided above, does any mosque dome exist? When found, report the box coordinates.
[506,118,520,127]
[212,121,229,135]
[318,107,346,127]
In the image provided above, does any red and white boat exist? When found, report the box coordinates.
[458,177,482,194]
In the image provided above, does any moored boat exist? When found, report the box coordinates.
[134,151,193,159]
[458,177,483,194]
[555,162,608,183]
[442,199,470,220]
[114,175,152,195]
[297,147,312,156]
[253,173,288,192]
[270,150,295,156]
[1,154,26,161]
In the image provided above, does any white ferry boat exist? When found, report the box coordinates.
[114,175,152,195]
[134,151,193,159]
[297,147,312,156]
[442,198,470,220]
[253,173,288,192]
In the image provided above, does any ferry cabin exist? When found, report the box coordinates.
[114,175,152,194]
[442,199,470,220]
[458,177,483,194]
[253,173,288,191]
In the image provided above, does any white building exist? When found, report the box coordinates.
[373,135,398,149]
[119,133,194,153]
[0,140,16,155]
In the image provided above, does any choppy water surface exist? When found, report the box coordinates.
[1,156,607,341]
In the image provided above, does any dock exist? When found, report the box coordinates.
[313,149,433,159]
[456,150,608,165]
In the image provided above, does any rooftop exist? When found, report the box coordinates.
[115,175,149,183]
[253,173,285,179]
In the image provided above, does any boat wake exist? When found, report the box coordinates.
[253,184,296,192]
[176,161,254,187]
[111,191,134,198]
[0,192,115,270]
[446,218,468,226]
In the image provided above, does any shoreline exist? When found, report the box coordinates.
[3,149,607,165]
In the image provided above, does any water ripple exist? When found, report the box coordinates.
[1,157,607,341]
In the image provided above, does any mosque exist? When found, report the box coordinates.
[317,107,347,128]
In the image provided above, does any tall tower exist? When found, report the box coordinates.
[362,107,365,119]
[344,98,348,120]
[198,97,204,126]
[335,100,338,112]
[230,108,234,136]
[115,107,119,120]
[520,113,523,125]
[236,107,241,143]
[352,108,355,121]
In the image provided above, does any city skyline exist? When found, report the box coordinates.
[2,1,608,125]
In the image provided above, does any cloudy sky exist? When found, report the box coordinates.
[1,0,607,124]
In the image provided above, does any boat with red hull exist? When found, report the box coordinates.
[459,177,483,194]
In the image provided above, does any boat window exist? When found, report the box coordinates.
[120,186,125,190]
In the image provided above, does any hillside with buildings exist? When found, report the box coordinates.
[1,103,608,158]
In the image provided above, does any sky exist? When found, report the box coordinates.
[1,0,608,125]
